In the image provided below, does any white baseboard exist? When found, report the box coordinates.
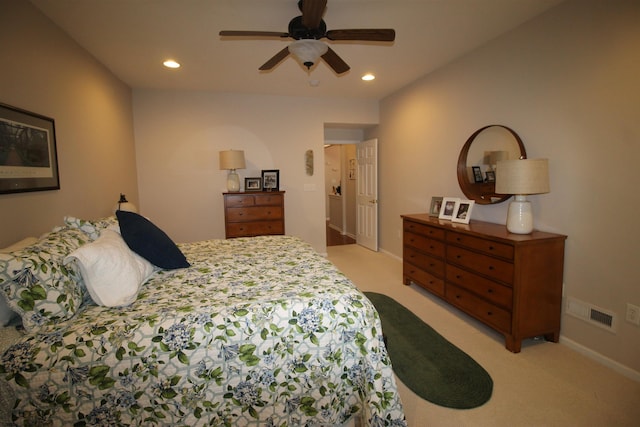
[559,336,640,382]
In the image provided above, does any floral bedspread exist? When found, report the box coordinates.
[1,236,405,426]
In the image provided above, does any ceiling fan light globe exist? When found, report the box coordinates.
[289,39,327,69]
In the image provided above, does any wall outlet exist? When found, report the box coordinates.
[626,303,640,326]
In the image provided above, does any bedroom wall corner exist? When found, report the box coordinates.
[0,0,138,247]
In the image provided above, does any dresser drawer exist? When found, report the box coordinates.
[446,264,513,309]
[447,231,514,260]
[404,264,445,297]
[225,194,256,208]
[226,221,284,237]
[253,194,283,206]
[447,245,514,284]
[403,221,445,240]
[446,284,511,333]
[403,231,445,258]
[226,206,283,222]
[404,246,444,277]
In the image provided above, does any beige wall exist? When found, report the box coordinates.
[0,0,138,247]
[131,90,378,252]
[378,0,640,374]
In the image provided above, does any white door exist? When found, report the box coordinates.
[356,138,378,251]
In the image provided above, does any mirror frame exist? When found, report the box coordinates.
[457,124,527,205]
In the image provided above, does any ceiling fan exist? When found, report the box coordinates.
[219,0,395,75]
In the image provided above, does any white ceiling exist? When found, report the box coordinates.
[30,0,564,100]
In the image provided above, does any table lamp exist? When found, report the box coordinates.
[495,158,549,234]
[115,194,137,213]
[219,150,246,192]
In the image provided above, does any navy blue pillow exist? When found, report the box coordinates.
[116,211,190,270]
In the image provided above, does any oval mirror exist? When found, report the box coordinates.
[457,125,527,204]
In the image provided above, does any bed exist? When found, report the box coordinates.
[0,213,406,426]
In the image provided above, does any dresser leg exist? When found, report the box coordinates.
[544,331,560,343]
[505,336,522,353]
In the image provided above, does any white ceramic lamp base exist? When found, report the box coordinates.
[226,170,240,192]
[506,195,533,234]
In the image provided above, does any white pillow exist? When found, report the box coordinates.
[65,229,155,307]
[0,237,38,326]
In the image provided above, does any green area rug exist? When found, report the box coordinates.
[365,292,493,409]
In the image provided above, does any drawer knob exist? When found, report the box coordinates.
[487,289,494,294]
[488,266,495,271]
[488,245,495,251]
[487,311,493,316]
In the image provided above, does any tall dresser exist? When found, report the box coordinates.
[402,213,566,352]
[223,192,285,238]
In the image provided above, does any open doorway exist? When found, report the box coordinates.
[325,143,356,246]
[324,124,379,250]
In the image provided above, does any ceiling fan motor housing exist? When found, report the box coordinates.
[288,16,327,40]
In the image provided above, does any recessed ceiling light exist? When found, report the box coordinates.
[163,59,181,69]
[361,73,375,81]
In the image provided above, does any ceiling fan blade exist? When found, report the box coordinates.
[259,47,291,71]
[219,30,289,38]
[301,0,327,30]
[321,47,350,74]
[326,29,396,42]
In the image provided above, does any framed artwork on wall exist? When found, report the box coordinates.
[439,197,459,220]
[261,169,279,191]
[452,199,475,224]
[244,177,262,191]
[0,103,60,194]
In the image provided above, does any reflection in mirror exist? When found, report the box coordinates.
[457,125,526,205]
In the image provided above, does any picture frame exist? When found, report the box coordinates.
[485,170,496,183]
[452,199,475,224]
[348,158,356,180]
[261,169,279,191]
[244,177,262,191]
[0,103,60,194]
[472,166,484,183]
[438,197,459,220]
[429,196,443,217]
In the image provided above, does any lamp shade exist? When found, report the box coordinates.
[288,39,328,69]
[495,158,549,195]
[219,150,246,170]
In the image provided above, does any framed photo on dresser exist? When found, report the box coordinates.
[261,169,279,191]
[429,196,443,217]
[244,177,261,191]
[452,199,474,224]
[438,197,459,220]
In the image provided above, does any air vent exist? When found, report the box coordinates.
[566,297,617,333]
